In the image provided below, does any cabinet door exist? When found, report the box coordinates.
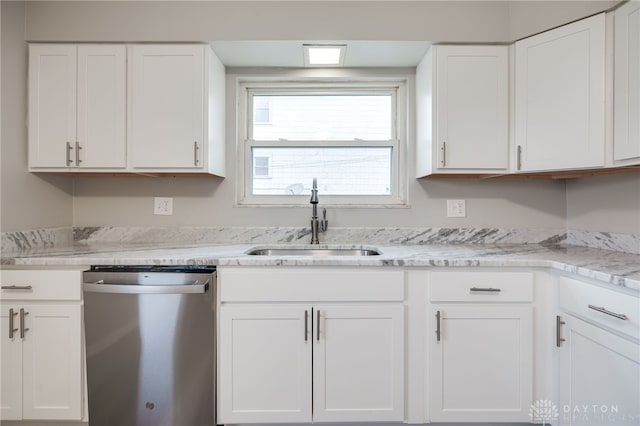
[129,45,205,169]
[429,305,533,422]
[218,305,312,423]
[21,304,82,420]
[614,1,640,162]
[435,46,509,170]
[313,305,404,422]
[515,14,605,171]
[0,305,23,420]
[77,45,127,168]
[28,44,77,168]
[559,315,640,426]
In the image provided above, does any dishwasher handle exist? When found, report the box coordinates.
[83,281,209,294]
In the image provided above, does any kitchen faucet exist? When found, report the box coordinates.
[310,178,328,244]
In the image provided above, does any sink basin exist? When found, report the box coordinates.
[247,248,381,256]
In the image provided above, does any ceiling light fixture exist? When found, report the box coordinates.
[303,44,347,67]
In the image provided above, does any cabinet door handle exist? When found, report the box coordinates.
[194,141,200,166]
[556,315,566,347]
[1,285,33,291]
[75,141,83,165]
[304,310,309,342]
[19,308,29,339]
[588,305,628,320]
[316,310,321,341]
[470,287,501,293]
[66,142,74,166]
[441,141,446,167]
[435,310,441,342]
[8,308,18,339]
[517,145,522,171]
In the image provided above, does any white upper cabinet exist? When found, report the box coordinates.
[28,45,78,168]
[128,44,226,175]
[129,45,205,169]
[614,1,640,164]
[515,13,606,172]
[416,45,509,176]
[29,44,126,169]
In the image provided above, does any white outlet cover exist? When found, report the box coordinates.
[154,197,173,215]
[447,199,466,218]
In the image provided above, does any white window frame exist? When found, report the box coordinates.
[237,80,408,207]
[253,154,272,179]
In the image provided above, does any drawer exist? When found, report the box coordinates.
[559,276,639,339]
[429,271,533,302]
[0,269,83,301]
[219,267,404,302]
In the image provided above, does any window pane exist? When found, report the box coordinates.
[253,156,270,177]
[251,147,392,195]
[252,95,392,141]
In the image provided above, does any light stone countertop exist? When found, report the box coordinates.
[2,242,639,293]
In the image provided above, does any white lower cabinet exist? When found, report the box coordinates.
[558,314,640,426]
[428,271,534,422]
[217,267,405,424]
[557,275,640,426]
[218,303,404,424]
[0,269,84,421]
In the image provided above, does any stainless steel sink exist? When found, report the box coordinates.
[247,248,381,256]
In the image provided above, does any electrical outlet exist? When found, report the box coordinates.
[154,197,173,215]
[447,200,466,218]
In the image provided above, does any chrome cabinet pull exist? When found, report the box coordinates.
[66,142,74,166]
[556,315,566,347]
[75,141,82,165]
[19,308,29,339]
[8,309,18,339]
[441,141,446,167]
[316,310,320,341]
[1,285,33,291]
[435,310,441,342]
[194,141,200,166]
[304,310,308,342]
[517,145,522,171]
[588,305,628,320]
[470,287,501,293]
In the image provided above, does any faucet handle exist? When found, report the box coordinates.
[321,208,328,232]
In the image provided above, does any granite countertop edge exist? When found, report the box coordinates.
[1,243,639,293]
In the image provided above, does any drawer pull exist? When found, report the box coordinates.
[316,310,321,341]
[588,305,628,320]
[304,310,308,342]
[556,315,566,347]
[1,285,33,291]
[435,310,441,342]
[470,287,501,293]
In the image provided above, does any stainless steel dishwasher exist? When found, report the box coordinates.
[83,265,216,426]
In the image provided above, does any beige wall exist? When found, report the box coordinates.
[566,173,640,235]
[0,1,73,232]
[3,0,635,234]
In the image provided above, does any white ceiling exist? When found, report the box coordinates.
[210,40,431,68]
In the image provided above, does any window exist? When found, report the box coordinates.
[238,81,407,206]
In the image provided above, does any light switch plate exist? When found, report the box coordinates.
[154,197,173,215]
[447,199,466,218]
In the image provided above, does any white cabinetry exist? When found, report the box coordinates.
[557,276,640,426]
[29,44,126,170]
[217,268,405,424]
[416,45,509,176]
[128,44,225,174]
[0,268,84,421]
[515,13,606,172]
[428,271,533,422]
[614,1,640,164]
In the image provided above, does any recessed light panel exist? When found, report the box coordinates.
[303,44,346,67]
